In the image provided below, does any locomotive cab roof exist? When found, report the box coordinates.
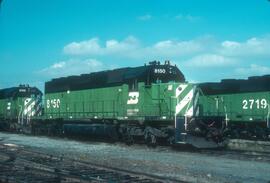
[0,85,42,99]
[45,61,185,93]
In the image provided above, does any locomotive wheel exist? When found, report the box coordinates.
[167,136,175,145]
[123,134,134,145]
[145,133,157,147]
[109,130,119,142]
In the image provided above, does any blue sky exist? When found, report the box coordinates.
[1,0,270,90]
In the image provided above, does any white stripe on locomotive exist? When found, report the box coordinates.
[193,87,200,117]
[176,84,188,98]
[175,86,194,116]
[175,84,200,117]
[23,98,41,117]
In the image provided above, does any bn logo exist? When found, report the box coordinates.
[127,92,139,104]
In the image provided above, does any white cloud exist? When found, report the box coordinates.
[105,36,140,54]
[63,38,101,55]
[63,36,140,56]
[220,36,270,57]
[184,54,235,67]
[235,64,270,76]
[38,59,106,78]
[51,62,66,69]
[221,41,241,49]
[62,35,270,70]
[138,14,201,22]
[150,39,203,57]
[63,36,205,58]
[175,14,201,22]
[137,14,152,21]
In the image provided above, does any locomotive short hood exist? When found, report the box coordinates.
[0,85,42,99]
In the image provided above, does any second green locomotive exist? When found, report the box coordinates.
[0,85,42,131]
[198,76,270,140]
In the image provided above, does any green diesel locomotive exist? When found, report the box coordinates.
[0,85,42,131]
[199,76,270,140]
[0,61,225,148]
[42,61,221,148]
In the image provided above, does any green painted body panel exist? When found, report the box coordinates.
[0,97,25,119]
[198,91,270,123]
[45,82,195,121]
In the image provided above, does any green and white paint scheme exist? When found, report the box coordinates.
[198,91,270,126]
[0,95,42,124]
[174,83,198,130]
[45,82,197,125]
[19,96,42,123]
[175,83,198,117]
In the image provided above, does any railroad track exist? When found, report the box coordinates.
[1,134,270,183]
[0,144,183,183]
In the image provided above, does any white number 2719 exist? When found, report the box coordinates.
[242,99,268,110]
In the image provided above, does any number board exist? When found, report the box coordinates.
[242,98,268,110]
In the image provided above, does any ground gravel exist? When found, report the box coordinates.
[0,132,270,183]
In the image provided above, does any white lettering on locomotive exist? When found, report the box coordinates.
[242,99,268,110]
[154,68,166,74]
[47,99,61,109]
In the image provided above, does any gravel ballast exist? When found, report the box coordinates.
[0,132,270,183]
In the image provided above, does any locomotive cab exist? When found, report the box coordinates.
[147,60,185,85]
[0,85,42,131]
